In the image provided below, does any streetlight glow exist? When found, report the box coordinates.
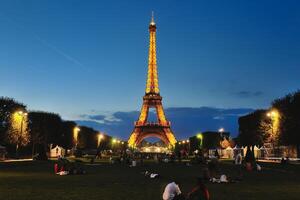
[97,133,104,147]
[266,109,280,146]
[73,126,80,148]
[196,133,203,148]
[10,110,30,157]
[196,133,203,139]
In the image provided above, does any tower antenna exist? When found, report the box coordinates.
[150,11,155,25]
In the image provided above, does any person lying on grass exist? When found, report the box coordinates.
[144,171,160,179]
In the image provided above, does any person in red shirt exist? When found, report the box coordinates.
[186,178,210,200]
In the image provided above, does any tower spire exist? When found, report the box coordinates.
[150,11,155,25]
[146,12,159,94]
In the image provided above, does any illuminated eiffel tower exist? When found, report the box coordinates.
[128,14,177,148]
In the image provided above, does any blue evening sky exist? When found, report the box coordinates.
[0,0,299,121]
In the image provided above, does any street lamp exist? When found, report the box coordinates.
[186,140,190,155]
[97,133,104,148]
[15,110,28,157]
[197,133,203,148]
[73,127,80,149]
[266,109,280,153]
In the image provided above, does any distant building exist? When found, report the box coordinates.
[50,145,65,158]
[189,131,231,152]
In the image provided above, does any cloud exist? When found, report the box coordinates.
[82,114,106,121]
[234,91,264,98]
[75,107,254,140]
[77,112,122,124]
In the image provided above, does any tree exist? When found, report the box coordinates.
[7,111,30,156]
[238,109,272,162]
[76,126,98,149]
[0,97,26,144]
[238,109,270,147]
[202,131,230,149]
[60,121,76,149]
[0,97,30,156]
[28,111,63,157]
[272,91,300,156]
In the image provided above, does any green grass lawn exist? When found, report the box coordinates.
[0,160,299,200]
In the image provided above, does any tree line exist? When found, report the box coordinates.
[0,97,112,158]
[238,90,300,157]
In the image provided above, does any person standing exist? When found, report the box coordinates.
[235,153,242,165]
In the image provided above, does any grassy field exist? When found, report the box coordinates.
[0,160,299,200]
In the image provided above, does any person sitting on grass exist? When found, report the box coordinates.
[163,181,184,200]
[186,178,210,200]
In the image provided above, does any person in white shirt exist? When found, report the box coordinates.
[162,181,182,200]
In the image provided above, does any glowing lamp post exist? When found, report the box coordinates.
[97,133,104,148]
[73,127,80,149]
[266,109,280,149]
[186,139,190,155]
[15,111,28,157]
[197,133,203,149]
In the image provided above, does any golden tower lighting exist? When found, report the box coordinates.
[128,13,176,148]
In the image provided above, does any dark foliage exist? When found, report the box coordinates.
[238,109,270,147]
[0,97,26,146]
[272,91,300,146]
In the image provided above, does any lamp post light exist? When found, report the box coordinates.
[197,133,203,149]
[97,133,104,148]
[266,109,279,155]
[15,111,28,158]
[186,139,190,155]
[73,127,80,150]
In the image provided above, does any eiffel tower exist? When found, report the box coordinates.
[128,14,177,148]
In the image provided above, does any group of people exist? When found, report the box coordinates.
[163,178,209,200]
[161,153,247,199]
[54,156,86,175]
[281,157,290,165]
